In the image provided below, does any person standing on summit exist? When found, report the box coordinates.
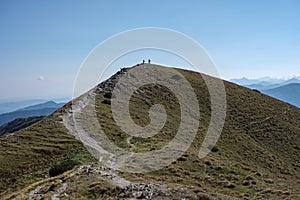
[148,59,151,64]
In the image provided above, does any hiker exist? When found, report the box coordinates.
[142,60,145,64]
[148,59,151,64]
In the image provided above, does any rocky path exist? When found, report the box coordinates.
[27,164,173,200]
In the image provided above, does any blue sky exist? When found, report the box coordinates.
[0,0,299,99]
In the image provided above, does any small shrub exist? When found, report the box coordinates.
[104,92,112,99]
[171,74,182,80]
[49,159,78,177]
[204,160,212,166]
[102,99,111,105]
[177,156,187,161]
[252,89,261,93]
[208,144,219,152]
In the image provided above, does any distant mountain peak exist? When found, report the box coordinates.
[0,101,65,126]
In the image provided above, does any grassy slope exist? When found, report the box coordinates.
[96,66,300,199]
[0,109,95,197]
[0,65,299,199]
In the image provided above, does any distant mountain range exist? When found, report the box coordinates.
[0,97,69,114]
[231,77,300,107]
[231,77,300,90]
[263,83,300,108]
[0,101,65,126]
[0,99,48,114]
[0,116,44,136]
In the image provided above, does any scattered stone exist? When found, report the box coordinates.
[242,180,250,186]
[264,178,274,184]
[255,172,263,176]
[245,175,255,180]
[241,165,251,171]
[282,190,290,195]
[262,188,272,193]
[219,180,236,188]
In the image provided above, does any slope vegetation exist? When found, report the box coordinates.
[0,64,299,199]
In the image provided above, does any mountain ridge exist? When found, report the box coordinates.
[0,101,65,126]
[231,77,300,107]
[262,83,300,108]
[18,101,65,111]
[230,76,300,86]
[1,64,299,199]
[0,98,69,114]
[0,116,44,136]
